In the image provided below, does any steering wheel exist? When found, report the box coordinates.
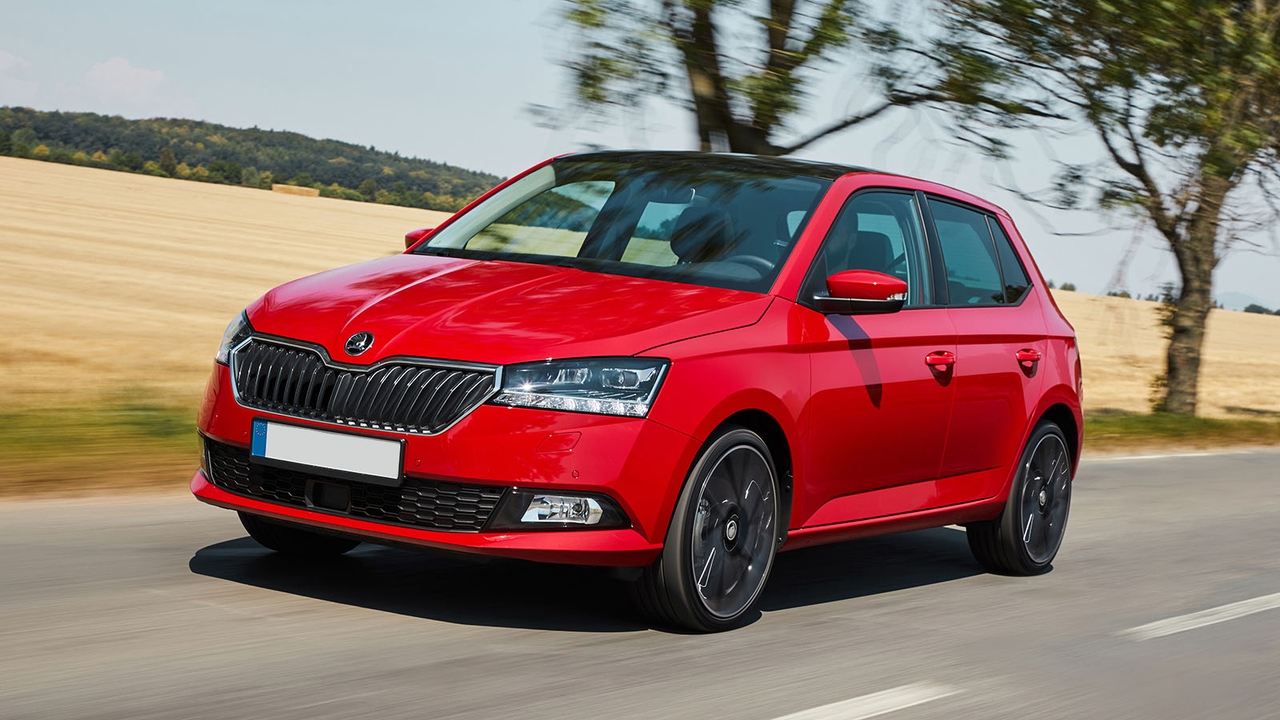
[724,255,775,275]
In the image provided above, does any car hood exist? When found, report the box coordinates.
[247,253,772,365]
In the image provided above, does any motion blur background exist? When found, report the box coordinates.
[2,3,1279,719]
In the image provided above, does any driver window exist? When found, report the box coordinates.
[812,191,931,307]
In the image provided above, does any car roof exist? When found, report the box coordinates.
[560,150,1009,217]
[562,150,879,182]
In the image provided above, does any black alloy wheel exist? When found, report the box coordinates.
[631,426,781,632]
[966,422,1073,575]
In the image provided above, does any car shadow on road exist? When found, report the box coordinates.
[189,526,982,633]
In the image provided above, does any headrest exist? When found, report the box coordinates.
[849,231,892,273]
[670,205,733,263]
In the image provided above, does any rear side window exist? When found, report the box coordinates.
[929,199,1005,306]
[988,218,1031,303]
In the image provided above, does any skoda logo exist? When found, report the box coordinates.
[344,332,375,356]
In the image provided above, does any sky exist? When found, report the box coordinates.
[2,0,1279,308]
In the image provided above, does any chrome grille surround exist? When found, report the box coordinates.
[229,335,500,435]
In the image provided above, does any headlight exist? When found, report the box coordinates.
[491,358,669,417]
[215,311,253,365]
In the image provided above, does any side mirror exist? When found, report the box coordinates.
[404,227,435,249]
[814,270,907,315]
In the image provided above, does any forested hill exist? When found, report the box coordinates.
[0,107,502,211]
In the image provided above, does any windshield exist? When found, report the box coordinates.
[418,156,833,292]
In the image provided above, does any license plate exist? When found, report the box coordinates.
[250,420,403,486]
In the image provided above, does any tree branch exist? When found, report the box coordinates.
[776,97,901,154]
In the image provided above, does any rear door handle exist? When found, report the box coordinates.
[925,351,955,372]
[1016,349,1042,366]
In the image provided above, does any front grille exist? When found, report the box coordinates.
[230,337,497,434]
[204,438,507,532]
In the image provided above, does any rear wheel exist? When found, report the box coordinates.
[631,426,780,632]
[966,422,1072,575]
[239,512,360,557]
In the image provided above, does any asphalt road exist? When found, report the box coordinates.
[3,449,1279,720]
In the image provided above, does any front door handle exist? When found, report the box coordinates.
[1016,348,1042,367]
[925,351,955,372]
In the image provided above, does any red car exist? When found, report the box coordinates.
[193,151,1082,631]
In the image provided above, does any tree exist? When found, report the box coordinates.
[1245,303,1274,314]
[158,147,178,177]
[358,178,378,199]
[207,159,243,184]
[115,151,145,172]
[559,0,939,154]
[931,0,1280,415]
[0,130,11,155]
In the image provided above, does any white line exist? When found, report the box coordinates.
[771,683,958,720]
[1119,592,1280,641]
[1089,450,1254,462]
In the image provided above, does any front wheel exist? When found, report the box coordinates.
[631,426,780,632]
[239,512,361,558]
[966,422,1073,575]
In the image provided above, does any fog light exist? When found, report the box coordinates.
[487,489,629,530]
[521,495,603,525]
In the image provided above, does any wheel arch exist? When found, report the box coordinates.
[719,409,794,542]
[1039,402,1080,470]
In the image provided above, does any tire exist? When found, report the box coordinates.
[966,421,1073,575]
[238,512,361,557]
[631,426,781,632]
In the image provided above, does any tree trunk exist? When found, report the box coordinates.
[675,5,782,156]
[1160,175,1226,415]
[1162,273,1213,415]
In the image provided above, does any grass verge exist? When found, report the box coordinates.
[1085,410,1280,452]
[0,401,197,497]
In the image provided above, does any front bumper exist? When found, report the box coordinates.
[191,472,662,565]
[194,363,698,566]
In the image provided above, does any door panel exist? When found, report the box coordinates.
[801,308,957,526]
[930,203,1047,495]
[942,295,1047,488]
[796,190,956,528]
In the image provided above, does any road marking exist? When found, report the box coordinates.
[771,683,958,720]
[1120,592,1280,641]
[1089,450,1256,462]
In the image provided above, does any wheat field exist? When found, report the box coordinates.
[3,155,1278,418]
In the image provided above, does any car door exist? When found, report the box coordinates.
[799,190,958,527]
[927,198,1047,498]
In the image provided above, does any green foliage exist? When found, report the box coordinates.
[207,159,242,184]
[358,177,378,199]
[1106,290,1132,299]
[11,127,36,147]
[932,0,1280,415]
[1244,303,1275,314]
[0,129,10,155]
[1085,410,1280,449]
[0,107,500,212]
[158,147,177,177]
[114,151,145,172]
[1059,281,1076,292]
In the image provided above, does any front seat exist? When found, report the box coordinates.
[847,231,893,275]
[669,205,734,264]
